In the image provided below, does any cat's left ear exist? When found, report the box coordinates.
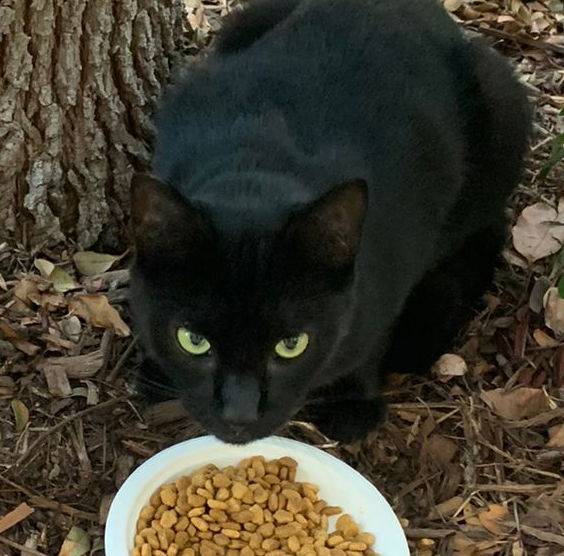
[130,173,209,261]
[286,180,368,269]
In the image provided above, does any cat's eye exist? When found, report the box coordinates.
[274,333,309,359]
[176,327,211,355]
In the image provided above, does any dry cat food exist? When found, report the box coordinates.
[133,455,379,556]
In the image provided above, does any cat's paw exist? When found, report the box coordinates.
[304,397,388,443]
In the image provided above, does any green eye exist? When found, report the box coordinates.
[176,327,211,355]
[274,333,309,359]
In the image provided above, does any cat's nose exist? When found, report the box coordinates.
[221,374,260,425]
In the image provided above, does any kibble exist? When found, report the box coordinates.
[132,456,380,556]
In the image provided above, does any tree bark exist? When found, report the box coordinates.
[0,0,185,250]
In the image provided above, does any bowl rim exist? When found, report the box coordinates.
[105,435,409,555]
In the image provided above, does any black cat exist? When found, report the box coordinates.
[129,0,531,444]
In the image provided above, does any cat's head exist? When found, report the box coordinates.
[129,173,367,443]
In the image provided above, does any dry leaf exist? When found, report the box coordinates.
[60,315,82,342]
[543,287,564,336]
[480,387,550,420]
[34,258,55,278]
[511,199,564,262]
[14,278,40,305]
[73,251,123,276]
[0,321,40,356]
[0,503,34,535]
[423,434,458,466]
[428,496,464,519]
[444,0,464,12]
[547,423,564,448]
[11,399,29,432]
[69,294,131,336]
[478,504,509,536]
[0,272,7,291]
[58,526,91,556]
[532,328,559,348]
[433,353,468,379]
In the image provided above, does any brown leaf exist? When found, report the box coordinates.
[69,294,131,336]
[477,504,509,536]
[444,0,464,12]
[547,424,564,448]
[428,496,464,520]
[72,251,123,276]
[532,328,559,348]
[14,278,41,305]
[480,388,551,420]
[0,503,34,535]
[0,272,7,291]
[433,353,468,380]
[543,287,564,336]
[423,434,458,466]
[11,399,29,432]
[0,321,40,356]
[511,200,564,262]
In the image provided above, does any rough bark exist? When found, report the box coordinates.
[0,0,185,249]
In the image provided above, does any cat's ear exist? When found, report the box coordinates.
[131,173,208,260]
[286,180,368,269]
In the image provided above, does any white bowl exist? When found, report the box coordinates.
[105,435,409,556]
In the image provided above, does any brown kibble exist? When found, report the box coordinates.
[191,517,209,532]
[161,510,178,529]
[132,457,376,556]
[273,509,293,524]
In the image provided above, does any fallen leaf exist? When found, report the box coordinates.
[69,294,131,336]
[60,315,82,342]
[511,199,564,262]
[547,423,564,448]
[444,0,464,12]
[34,258,55,278]
[433,353,468,380]
[10,399,29,432]
[58,526,91,556]
[0,272,6,291]
[72,251,123,276]
[0,376,15,398]
[423,434,458,466]
[0,503,34,535]
[0,321,40,356]
[428,496,464,519]
[543,287,564,336]
[480,387,551,420]
[50,267,79,293]
[14,278,40,305]
[532,328,559,348]
[478,504,509,536]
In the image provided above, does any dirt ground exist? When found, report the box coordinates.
[0,1,563,555]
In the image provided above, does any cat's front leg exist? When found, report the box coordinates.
[302,378,387,442]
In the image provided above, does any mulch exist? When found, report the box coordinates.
[0,1,563,554]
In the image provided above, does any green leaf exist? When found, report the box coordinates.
[72,251,123,276]
[11,399,29,432]
[51,267,78,293]
[34,258,55,278]
[558,275,564,300]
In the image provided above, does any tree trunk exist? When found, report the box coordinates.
[0,0,185,250]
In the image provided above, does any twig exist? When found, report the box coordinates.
[27,496,98,522]
[107,336,138,382]
[405,528,456,539]
[0,535,48,556]
[466,23,564,56]
[11,396,130,470]
[472,483,555,494]
[507,522,564,547]
[506,407,564,429]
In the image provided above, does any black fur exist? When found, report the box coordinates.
[130,0,531,444]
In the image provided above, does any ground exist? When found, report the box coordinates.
[0,1,563,555]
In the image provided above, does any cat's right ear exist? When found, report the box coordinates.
[131,173,208,261]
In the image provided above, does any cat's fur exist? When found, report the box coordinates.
[130,0,531,444]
